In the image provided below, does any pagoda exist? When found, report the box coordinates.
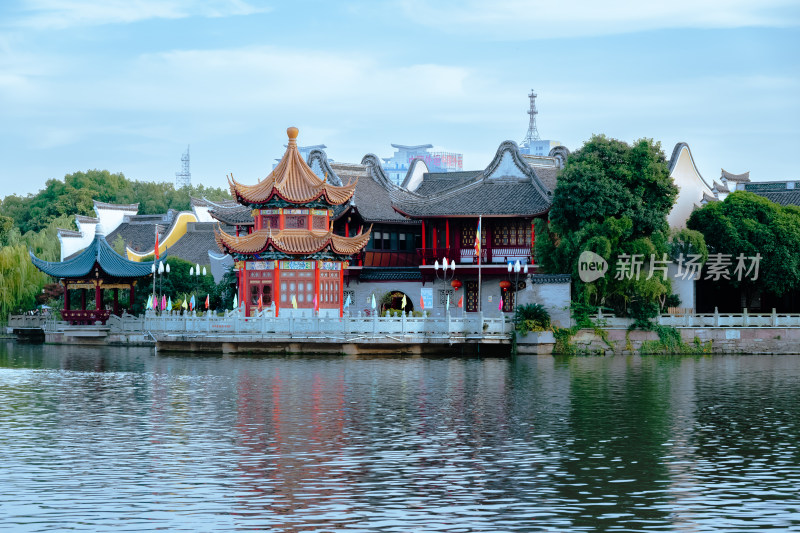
[215,127,371,317]
[30,225,158,325]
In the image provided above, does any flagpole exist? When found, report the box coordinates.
[477,215,482,313]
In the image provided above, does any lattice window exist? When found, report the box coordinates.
[343,290,355,306]
[312,215,327,230]
[465,281,479,312]
[285,215,306,229]
[501,287,515,312]
[492,220,530,246]
[438,289,454,307]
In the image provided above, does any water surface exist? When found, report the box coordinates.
[1,343,799,532]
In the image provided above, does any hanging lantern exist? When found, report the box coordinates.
[450,279,462,291]
[499,280,512,290]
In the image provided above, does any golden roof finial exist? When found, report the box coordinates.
[287,126,299,143]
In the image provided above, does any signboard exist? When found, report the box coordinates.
[420,287,434,309]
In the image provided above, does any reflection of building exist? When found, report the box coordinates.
[215,127,371,317]
[382,144,463,186]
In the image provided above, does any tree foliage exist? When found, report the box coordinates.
[537,135,680,318]
[687,191,800,297]
[0,169,231,234]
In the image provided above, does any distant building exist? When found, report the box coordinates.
[175,146,191,188]
[518,89,562,157]
[382,144,463,186]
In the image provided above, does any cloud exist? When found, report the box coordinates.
[396,0,800,39]
[12,0,269,30]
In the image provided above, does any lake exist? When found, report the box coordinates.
[1,342,799,532]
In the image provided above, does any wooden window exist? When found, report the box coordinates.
[312,216,327,230]
[501,287,515,312]
[285,215,306,229]
[461,225,475,247]
[465,281,479,312]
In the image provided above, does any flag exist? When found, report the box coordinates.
[474,217,481,256]
[258,293,263,312]
[190,294,196,311]
[146,294,152,309]
[167,296,172,310]
[205,294,209,310]
[182,295,188,310]
[458,295,463,308]
[344,294,352,309]
[233,294,238,310]
[313,294,318,312]
[371,294,376,309]
[401,294,407,309]
[499,296,504,311]
[419,295,424,310]
[292,295,298,309]
[154,227,160,260]
[446,293,450,312]
[161,295,166,311]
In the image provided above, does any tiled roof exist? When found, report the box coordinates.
[702,192,717,203]
[713,180,730,193]
[529,274,571,284]
[744,181,800,192]
[93,200,139,211]
[754,191,800,207]
[414,171,481,196]
[57,229,82,238]
[229,127,357,207]
[721,169,750,182]
[75,215,99,224]
[531,166,558,192]
[106,222,158,253]
[191,197,237,208]
[391,180,550,217]
[208,204,254,226]
[348,160,416,223]
[31,233,157,279]
[165,223,231,266]
[359,268,422,281]
[215,227,372,256]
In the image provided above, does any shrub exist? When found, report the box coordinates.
[513,303,551,334]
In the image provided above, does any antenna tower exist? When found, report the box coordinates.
[521,89,540,146]
[175,145,191,188]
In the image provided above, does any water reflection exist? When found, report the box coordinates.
[0,342,798,532]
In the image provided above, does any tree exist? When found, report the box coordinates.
[537,135,679,318]
[687,191,800,299]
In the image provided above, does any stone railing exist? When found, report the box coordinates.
[7,315,49,329]
[590,308,800,329]
[94,310,512,339]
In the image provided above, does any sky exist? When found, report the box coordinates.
[1,0,798,196]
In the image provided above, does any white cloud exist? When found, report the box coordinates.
[396,0,800,39]
[13,0,269,30]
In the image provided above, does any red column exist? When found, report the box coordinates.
[421,220,426,265]
[485,221,492,263]
[345,221,349,238]
[274,261,281,317]
[95,283,102,311]
[445,219,450,259]
[531,219,536,264]
[314,261,320,314]
[63,282,69,312]
[339,267,344,318]
[242,262,249,316]
[279,209,285,230]
[432,224,438,259]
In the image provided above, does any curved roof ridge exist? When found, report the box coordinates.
[31,232,159,278]
[483,140,552,199]
[669,142,713,190]
[400,158,429,190]
[361,153,402,191]
[721,168,750,182]
[214,225,371,256]
[307,149,344,186]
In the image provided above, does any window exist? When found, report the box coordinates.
[465,281,479,313]
[492,220,531,247]
[285,215,306,229]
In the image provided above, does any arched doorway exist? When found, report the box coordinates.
[382,291,414,314]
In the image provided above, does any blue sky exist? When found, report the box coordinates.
[1,0,798,196]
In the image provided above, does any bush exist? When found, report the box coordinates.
[513,303,551,334]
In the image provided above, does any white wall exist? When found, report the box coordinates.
[667,145,713,229]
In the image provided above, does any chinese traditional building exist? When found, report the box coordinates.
[30,226,158,325]
[214,127,371,317]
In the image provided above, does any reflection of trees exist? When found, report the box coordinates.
[558,356,677,531]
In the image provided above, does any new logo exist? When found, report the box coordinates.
[578,251,608,283]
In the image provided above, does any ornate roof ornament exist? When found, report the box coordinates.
[228,127,357,207]
[721,169,751,182]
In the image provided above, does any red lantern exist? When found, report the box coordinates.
[499,280,512,290]
[450,279,462,291]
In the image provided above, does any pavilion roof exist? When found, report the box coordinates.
[30,231,158,279]
[228,127,357,207]
[214,226,371,257]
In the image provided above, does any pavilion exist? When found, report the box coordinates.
[30,226,158,325]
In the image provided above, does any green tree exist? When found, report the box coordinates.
[687,191,800,299]
[537,135,679,318]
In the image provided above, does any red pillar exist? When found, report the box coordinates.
[63,282,69,312]
[81,288,87,310]
[531,219,536,264]
[279,209,285,230]
[445,219,450,258]
[242,262,249,316]
[274,261,281,317]
[432,224,438,260]
[314,261,321,315]
[421,220,426,265]
[94,283,102,311]
[345,221,349,238]
[339,267,344,318]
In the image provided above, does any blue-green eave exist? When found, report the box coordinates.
[30,233,161,279]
